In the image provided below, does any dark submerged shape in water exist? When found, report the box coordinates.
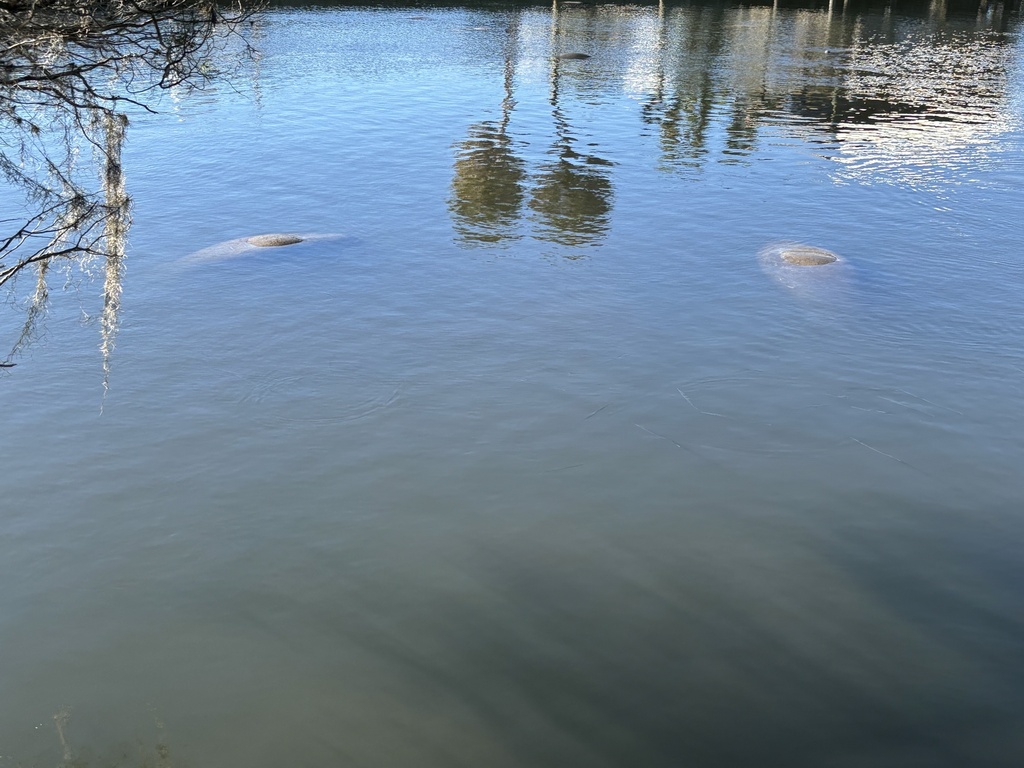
[556,52,591,60]
[247,233,304,247]
[779,245,838,266]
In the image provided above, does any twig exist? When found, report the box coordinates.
[894,387,964,416]
[850,436,924,474]
[678,388,729,418]
[636,422,684,449]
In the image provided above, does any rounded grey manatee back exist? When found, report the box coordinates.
[779,246,838,266]
[758,242,853,300]
[556,52,591,60]
[247,233,304,247]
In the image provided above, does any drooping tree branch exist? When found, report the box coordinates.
[1,0,258,368]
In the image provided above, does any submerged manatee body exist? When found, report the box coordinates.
[182,233,345,264]
[758,242,854,299]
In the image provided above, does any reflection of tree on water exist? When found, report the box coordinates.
[528,144,613,250]
[450,19,528,245]
[789,88,929,127]
[450,118,528,246]
[529,0,612,250]
[0,0,255,375]
[451,1,1018,244]
[450,2,614,254]
[640,3,728,168]
[528,93,613,249]
[641,3,787,167]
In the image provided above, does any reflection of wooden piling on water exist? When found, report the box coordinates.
[766,0,1017,14]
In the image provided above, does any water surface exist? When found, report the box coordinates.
[2,2,1024,766]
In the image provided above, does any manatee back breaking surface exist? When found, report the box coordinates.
[247,233,304,247]
[778,245,838,266]
[758,242,853,298]
[182,233,346,264]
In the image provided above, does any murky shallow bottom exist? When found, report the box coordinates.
[2,3,1024,767]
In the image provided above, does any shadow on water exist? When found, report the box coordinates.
[253,502,1024,768]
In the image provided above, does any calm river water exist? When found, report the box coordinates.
[3,1,1024,766]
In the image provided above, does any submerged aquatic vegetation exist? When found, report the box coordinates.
[10,708,179,768]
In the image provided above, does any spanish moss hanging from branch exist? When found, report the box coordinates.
[0,0,259,370]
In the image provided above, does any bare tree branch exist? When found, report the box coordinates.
[1,0,259,368]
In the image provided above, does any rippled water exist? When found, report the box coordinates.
[3,2,1024,766]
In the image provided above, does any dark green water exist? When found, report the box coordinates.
[2,2,1024,766]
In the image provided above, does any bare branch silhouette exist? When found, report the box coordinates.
[1,0,258,367]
